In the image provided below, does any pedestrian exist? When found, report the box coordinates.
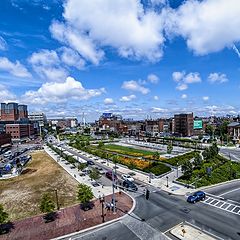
[74,174,76,178]
[105,202,111,211]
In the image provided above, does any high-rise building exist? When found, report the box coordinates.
[0,102,19,121]
[174,113,193,137]
[18,104,28,120]
[28,112,47,126]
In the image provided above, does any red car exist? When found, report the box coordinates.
[105,171,118,181]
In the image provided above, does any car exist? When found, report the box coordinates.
[122,174,134,182]
[87,160,95,165]
[91,181,100,187]
[94,166,105,174]
[105,171,117,180]
[122,180,138,192]
[187,191,206,203]
[128,172,136,176]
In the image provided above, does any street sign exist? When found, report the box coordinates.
[194,120,203,129]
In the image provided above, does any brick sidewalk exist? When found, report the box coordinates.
[0,192,133,240]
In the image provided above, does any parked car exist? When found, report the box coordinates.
[94,166,105,174]
[123,180,138,192]
[87,160,95,165]
[105,170,117,180]
[187,191,206,203]
[121,174,134,182]
[91,181,100,187]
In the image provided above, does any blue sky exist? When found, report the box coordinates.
[0,0,240,121]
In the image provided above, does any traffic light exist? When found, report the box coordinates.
[145,189,150,200]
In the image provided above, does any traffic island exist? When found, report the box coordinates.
[0,192,133,240]
[170,222,218,240]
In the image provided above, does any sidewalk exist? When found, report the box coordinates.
[170,223,218,240]
[0,192,133,240]
[45,147,113,198]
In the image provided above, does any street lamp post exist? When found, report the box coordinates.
[166,176,169,188]
[99,195,105,223]
[112,162,117,214]
[177,163,179,178]
[55,189,60,210]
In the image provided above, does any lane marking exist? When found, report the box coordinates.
[219,187,240,197]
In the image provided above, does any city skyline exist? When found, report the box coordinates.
[0,0,240,121]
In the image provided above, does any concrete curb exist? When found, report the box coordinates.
[53,191,136,240]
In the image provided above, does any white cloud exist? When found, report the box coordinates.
[22,76,105,105]
[173,71,201,91]
[120,94,136,102]
[166,0,240,55]
[0,84,17,102]
[59,47,85,70]
[0,36,7,51]
[172,71,185,82]
[181,94,187,99]
[104,98,114,105]
[0,57,31,78]
[50,21,104,65]
[208,72,228,84]
[232,44,240,58]
[153,95,159,100]
[122,80,150,94]
[147,74,159,84]
[151,107,167,113]
[50,0,165,63]
[176,83,188,91]
[203,96,209,101]
[28,49,68,81]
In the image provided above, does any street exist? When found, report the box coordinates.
[60,190,240,240]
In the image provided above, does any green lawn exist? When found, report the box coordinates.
[100,144,161,157]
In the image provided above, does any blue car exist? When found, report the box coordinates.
[187,191,206,203]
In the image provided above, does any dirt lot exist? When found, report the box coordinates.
[0,150,79,220]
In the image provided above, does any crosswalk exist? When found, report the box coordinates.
[202,196,240,215]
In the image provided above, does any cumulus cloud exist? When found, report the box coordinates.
[181,94,187,99]
[0,36,7,51]
[0,84,17,102]
[122,80,150,94]
[22,76,105,105]
[154,95,159,100]
[151,107,167,113]
[166,0,240,55]
[202,96,209,101]
[0,57,31,78]
[147,74,159,84]
[173,71,201,91]
[28,49,68,81]
[104,98,114,105]
[120,94,136,102]
[50,0,165,63]
[208,72,228,84]
[59,47,85,70]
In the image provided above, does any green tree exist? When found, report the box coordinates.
[205,125,214,137]
[153,151,160,160]
[181,161,193,179]
[167,143,173,154]
[98,141,104,148]
[40,193,55,215]
[77,183,94,206]
[78,163,87,171]
[89,168,101,181]
[193,154,203,169]
[0,204,8,226]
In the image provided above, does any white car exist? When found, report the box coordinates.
[122,174,134,182]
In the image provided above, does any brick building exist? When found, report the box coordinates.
[174,113,194,137]
[0,133,12,147]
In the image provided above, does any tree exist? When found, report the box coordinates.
[89,168,101,181]
[98,141,104,148]
[167,143,173,154]
[153,151,160,160]
[39,193,55,214]
[0,204,8,226]
[78,163,87,171]
[77,184,94,209]
[193,154,202,169]
[181,161,193,179]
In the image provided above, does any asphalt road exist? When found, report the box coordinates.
[61,191,240,240]
[205,181,240,203]
[219,148,240,162]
